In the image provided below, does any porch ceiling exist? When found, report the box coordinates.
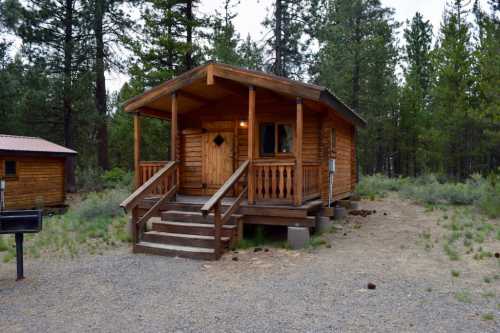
[123,62,367,127]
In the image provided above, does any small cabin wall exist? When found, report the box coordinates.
[320,113,357,203]
[0,155,66,209]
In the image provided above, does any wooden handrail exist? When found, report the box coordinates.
[120,160,177,213]
[200,160,250,216]
[201,160,250,259]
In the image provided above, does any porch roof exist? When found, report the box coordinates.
[122,62,367,128]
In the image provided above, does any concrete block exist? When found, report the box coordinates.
[287,227,310,249]
[350,201,360,210]
[334,206,347,220]
[317,216,333,233]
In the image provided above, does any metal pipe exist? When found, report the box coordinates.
[15,233,24,280]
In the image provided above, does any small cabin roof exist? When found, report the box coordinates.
[123,63,367,128]
[0,134,77,156]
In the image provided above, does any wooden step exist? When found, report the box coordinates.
[161,210,241,224]
[134,241,216,260]
[143,231,230,248]
[152,221,236,237]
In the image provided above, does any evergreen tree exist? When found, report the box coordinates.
[207,0,242,65]
[473,0,500,171]
[399,12,433,176]
[238,34,265,70]
[315,0,399,174]
[430,0,476,179]
[129,0,201,87]
[263,0,311,78]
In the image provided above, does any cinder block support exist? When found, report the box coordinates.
[317,216,333,233]
[334,206,347,220]
[287,227,310,249]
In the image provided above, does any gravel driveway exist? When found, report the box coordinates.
[1,197,499,332]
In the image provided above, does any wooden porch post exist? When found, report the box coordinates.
[295,97,303,206]
[171,92,178,161]
[248,85,256,204]
[134,113,141,189]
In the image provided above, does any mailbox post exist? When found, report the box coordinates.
[0,180,43,280]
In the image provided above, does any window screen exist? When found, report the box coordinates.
[260,123,275,156]
[277,124,293,153]
[5,160,16,176]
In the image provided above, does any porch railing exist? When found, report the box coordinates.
[201,160,249,260]
[252,160,295,203]
[303,162,321,200]
[121,161,178,245]
[139,161,179,195]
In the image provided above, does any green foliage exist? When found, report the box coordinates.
[481,313,494,321]
[451,270,460,277]
[0,236,9,252]
[73,188,129,221]
[356,174,500,217]
[454,290,472,303]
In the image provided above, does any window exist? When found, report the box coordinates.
[330,128,336,158]
[260,123,275,156]
[259,123,293,156]
[277,124,293,153]
[5,160,17,177]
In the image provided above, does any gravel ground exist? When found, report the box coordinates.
[1,197,499,333]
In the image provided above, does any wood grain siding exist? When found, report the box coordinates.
[303,111,320,161]
[320,113,356,203]
[180,131,203,195]
[0,155,65,209]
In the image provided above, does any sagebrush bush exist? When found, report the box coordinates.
[73,188,129,221]
[356,173,500,217]
[76,167,132,192]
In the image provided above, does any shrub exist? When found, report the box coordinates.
[73,188,129,221]
[355,174,407,198]
[102,167,133,190]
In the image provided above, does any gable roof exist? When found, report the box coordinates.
[123,62,367,128]
[0,135,77,156]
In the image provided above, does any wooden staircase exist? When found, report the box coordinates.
[135,210,241,260]
[120,160,250,261]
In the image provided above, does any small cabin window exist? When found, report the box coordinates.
[260,123,275,156]
[330,128,336,158]
[5,160,17,177]
[277,124,293,153]
[259,122,294,156]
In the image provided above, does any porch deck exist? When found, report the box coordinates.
[140,194,323,228]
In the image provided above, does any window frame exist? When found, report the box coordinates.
[258,121,295,158]
[4,160,18,179]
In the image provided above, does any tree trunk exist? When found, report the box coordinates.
[351,16,361,111]
[274,0,283,76]
[185,0,193,69]
[63,0,76,192]
[95,0,109,171]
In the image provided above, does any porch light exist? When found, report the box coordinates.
[239,120,248,128]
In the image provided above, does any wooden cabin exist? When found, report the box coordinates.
[0,135,77,210]
[120,63,366,260]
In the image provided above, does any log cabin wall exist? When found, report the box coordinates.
[320,113,357,203]
[0,155,66,209]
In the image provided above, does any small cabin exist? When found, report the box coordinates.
[0,135,77,210]
[120,63,366,260]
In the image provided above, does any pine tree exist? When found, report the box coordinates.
[315,0,399,174]
[238,34,264,70]
[263,0,311,78]
[399,12,433,176]
[207,0,242,65]
[473,0,500,171]
[430,0,476,178]
[130,0,201,87]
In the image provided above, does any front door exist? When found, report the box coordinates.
[202,131,234,195]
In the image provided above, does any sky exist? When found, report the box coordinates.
[100,0,490,91]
